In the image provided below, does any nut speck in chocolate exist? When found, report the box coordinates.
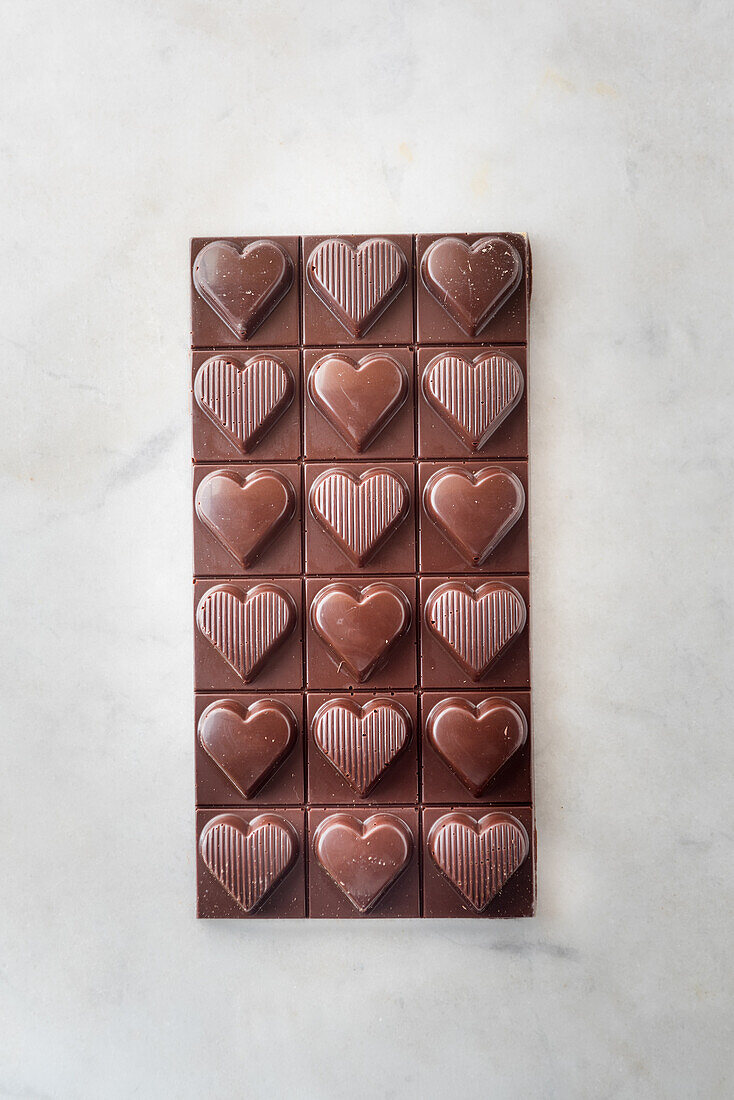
[191,233,534,918]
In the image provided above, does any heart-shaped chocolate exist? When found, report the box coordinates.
[310,582,412,682]
[425,697,528,796]
[194,355,294,454]
[422,351,524,450]
[308,352,409,452]
[195,468,296,567]
[200,813,298,912]
[307,238,408,337]
[198,698,299,798]
[312,813,413,912]
[309,467,410,566]
[424,581,526,680]
[312,698,411,795]
[428,811,529,910]
[196,583,297,682]
[193,240,294,339]
[423,466,525,566]
[421,236,523,336]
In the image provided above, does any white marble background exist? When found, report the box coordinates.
[1,1,731,1097]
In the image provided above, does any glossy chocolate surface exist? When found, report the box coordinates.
[192,233,534,918]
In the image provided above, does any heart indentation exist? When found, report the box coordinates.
[194,355,294,453]
[193,239,293,339]
[421,236,523,336]
[422,351,524,450]
[312,698,411,795]
[309,468,409,565]
[423,466,525,566]
[198,698,299,798]
[425,697,528,796]
[313,813,413,912]
[428,812,529,910]
[200,813,298,912]
[196,583,297,682]
[424,581,526,680]
[307,238,408,337]
[310,582,411,682]
[195,468,296,567]
[308,353,409,452]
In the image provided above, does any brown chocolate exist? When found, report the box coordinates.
[424,696,528,796]
[193,240,294,341]
[312,811,414,913]
[309,581,412,682]
[198,697,299,799]
[191,233,535,919]
[307,351,409,452]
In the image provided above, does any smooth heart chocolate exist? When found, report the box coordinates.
[310,582,411,682]
[423,466,525,566]
[196,583,297,682]
[193,240,294,339]
[312,813,413,912]
[424,581,526,680]
[428,811,529,910]
[200,813,298,912]
[312,698,411,795]
[195,468,296,567]
[307,238,408,337]
[198,698,298,798]
[421,236,523,336]
[309,468,409,566]
[308,352,409,452]
[194,355,294,454]
[425,697,528,796]
[422,351,524,450]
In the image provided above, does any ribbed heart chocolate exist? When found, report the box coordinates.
[193,240,294,339]
[425,697,528,796]
[421,236,523,336]
[307,238,408,337]
[312,698,411,795]
[309,467,410,566]
[200,813,298,912]
[423,466,525,566]
[424,581,526,680]
[312,813,413,912]
[198,698,298,798]
[310,582,411,682]
[308,352,409,451]
[195,468,296,567]
[428,811,529,910]
[196,583,297,682]
[194,355,294,453]
[422,350,524,450]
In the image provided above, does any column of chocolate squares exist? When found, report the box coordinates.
[191,233,535,919]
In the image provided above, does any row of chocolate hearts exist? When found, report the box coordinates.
[200,695,528,800]
[194,349,523,454]
[194,236,523,341]
[200,809,529,914]
[197,465,524,569]
[196,580,527,682]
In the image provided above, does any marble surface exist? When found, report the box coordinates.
[1,2,732,1097]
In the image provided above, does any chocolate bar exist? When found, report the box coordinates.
[190,233,535,918]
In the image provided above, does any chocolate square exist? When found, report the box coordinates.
[191,348,301,463]
[416,233,530,345]
[302,235,414,346]
[421,804,535,918]
[193,463,302,576]
[196,808,306,918]
[191,237,300,348]
[307,806,420,917]
[307,692,419,804]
